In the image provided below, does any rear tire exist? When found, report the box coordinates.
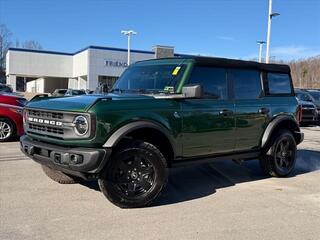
[98,140,168,208]
[0,118,15,142]
[41,165,78,184]
[260,129,297,177]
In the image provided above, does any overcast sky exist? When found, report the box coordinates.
[1,0,319,60]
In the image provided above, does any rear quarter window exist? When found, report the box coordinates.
[267,73,292,95]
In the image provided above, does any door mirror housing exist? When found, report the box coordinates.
[182,84,203,98]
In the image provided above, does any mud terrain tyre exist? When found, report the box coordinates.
[260,129,297,177]
[98,140,168,208]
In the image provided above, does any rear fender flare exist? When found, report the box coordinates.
[261,115,300,149]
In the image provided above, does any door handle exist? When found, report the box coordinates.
[258,107,270,114]
[219,109,233,116]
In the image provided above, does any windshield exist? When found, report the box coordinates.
[112,63,187,94]
[308,91,320,101]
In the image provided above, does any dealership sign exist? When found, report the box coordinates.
[105,60,128,68]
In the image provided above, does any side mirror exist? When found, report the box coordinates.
[182,84,203,98]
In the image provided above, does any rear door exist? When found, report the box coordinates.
[230,69,270,151]
[180,66,236,157]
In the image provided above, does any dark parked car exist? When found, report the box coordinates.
[306,89,320,121]
[21,56,303,208]
[52,89,68,97]
[0,84,13,93]
[0,93,27,142]
[295,89,318,124]
[65,89,86,96]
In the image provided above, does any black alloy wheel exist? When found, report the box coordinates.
[98,140,167,208]
[274,136,295,174]
[112,151,156,197]
[260,129,297,177]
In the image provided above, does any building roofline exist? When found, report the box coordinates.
[7,47,74,56]
[8,45,155,56]
[76,46,154,55]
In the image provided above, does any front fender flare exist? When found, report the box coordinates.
[102,121,176,154]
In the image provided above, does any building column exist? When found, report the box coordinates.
[77,77,81,90]
[87,73,98,90]
[6,75,16,92]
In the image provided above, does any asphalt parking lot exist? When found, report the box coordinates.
[1,127,319,240]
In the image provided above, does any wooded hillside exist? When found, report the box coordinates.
[287,56,320,89]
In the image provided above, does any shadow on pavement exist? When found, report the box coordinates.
[78,149,320,206]
[155,149,320,206]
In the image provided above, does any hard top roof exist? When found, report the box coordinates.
[138,56,291,73]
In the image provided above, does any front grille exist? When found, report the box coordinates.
[28,109,63,120]
[25,108,92,140]
[302,109,315,115]
[26,109,66,138]
[29,123,64,135]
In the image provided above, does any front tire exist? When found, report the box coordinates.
[41,165,78,184]
[0,118,15,142]
[260,130,297,177]
[98,140,168,208]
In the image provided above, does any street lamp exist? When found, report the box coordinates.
[265,0,280,63]
[121,30,137,65]
[257,41,266,63]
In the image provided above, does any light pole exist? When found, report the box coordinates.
[265,0,280,63]
[257,41,266,63]
[121,30,137,65]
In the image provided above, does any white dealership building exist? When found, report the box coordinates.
[6,45,175,93]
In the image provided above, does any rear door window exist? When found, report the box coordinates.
[267,73,292,94]
[229,69,262,99]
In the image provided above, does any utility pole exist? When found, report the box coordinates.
[121,30,137,65]
[266,0,280,63]
[257,41,266,63]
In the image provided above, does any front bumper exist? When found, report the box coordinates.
[20,135,111,179]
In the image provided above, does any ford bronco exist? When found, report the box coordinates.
[21,56,304,208]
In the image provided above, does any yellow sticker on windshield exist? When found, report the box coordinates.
[172,66,181,76]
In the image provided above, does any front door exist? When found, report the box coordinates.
[180,66,236,157]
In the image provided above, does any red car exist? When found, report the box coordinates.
[0,94,27,142]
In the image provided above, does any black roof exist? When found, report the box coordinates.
[192,56,290,73]
[141,56,291,73]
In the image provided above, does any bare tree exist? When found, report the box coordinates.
[21,40,42,50]
[289,56,320,89]
[0,24,12,72]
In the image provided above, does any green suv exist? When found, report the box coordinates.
[21,57,304,208]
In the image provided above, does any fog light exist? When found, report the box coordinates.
[70,154,83,164]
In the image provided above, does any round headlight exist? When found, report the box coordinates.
[73,116,88,136]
